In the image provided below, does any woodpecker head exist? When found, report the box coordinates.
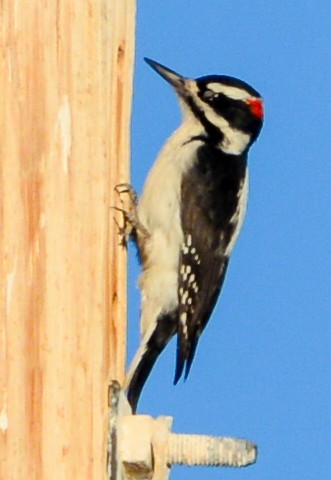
[145,58,264,155]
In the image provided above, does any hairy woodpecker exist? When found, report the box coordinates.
[125,58,264,412]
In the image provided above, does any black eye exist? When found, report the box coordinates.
[201,90,219,102]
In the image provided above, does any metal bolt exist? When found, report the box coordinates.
[167,432,257,467]
[107,381,257,480]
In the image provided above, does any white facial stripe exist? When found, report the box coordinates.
[198,101,251,155]
[206,83,252,101]
[181,79,252,155]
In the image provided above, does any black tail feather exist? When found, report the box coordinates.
[127,312,177,413]
[173,334,186,385]
[127,348,161,413]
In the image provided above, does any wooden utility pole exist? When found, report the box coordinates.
[0,1,136,478]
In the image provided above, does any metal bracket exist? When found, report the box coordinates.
[107,380,257,480]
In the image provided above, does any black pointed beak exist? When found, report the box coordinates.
[144,58,186,91]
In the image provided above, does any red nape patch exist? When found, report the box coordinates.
[246,98,264,120]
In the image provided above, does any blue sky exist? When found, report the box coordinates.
[127,2,331,479]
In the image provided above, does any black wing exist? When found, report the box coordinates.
[174,144,247,383]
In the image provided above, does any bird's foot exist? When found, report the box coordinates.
[113,183,149,247]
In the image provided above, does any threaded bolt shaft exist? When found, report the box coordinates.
[167,433,257,467]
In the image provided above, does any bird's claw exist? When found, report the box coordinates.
[112,183,149,247]
[114,183,139,207]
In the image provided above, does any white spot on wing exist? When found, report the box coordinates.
[192,282,199,293]
[181,290,189,305]
[180,312,188,338]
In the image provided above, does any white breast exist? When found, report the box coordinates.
[137,119,203,336]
